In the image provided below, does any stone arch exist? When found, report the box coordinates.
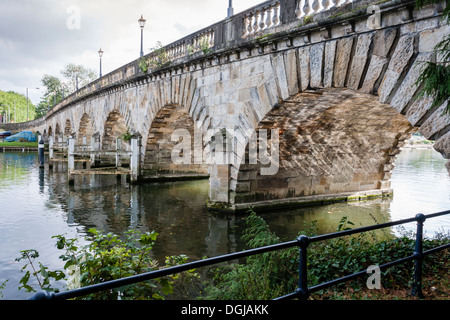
[64,119,72,137]
[231,88,415,210]
[48,126,53,137]
[142,104,209,180]
[102,110,129,150]
[77,113,95,145]
[55,123,61,136]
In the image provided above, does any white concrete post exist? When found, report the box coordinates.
[130,133,141,183]
[116,138,122,168]
[49,136,54,160]
[68,137,75,185]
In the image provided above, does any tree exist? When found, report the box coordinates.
[37,64,96,118]
[61,63,96,93]
[0,90,36,123]
[415,0,450,114]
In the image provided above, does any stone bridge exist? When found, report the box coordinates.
[2,0,449,212]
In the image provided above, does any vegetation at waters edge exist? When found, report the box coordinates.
[200,211,449,300]
[0,141,38,148]
[12,229,198,300]
[0,90,36,123]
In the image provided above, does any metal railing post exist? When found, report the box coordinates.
[411,213,426,299]
[297,235,310,300]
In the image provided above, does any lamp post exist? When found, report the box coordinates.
[227,0,234,18]
[98,48,103,78]
[26,87,39,121]
[138,15,146,57]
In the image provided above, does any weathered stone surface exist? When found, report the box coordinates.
[405,96,434,127]
[420,101,450,140]
[323,40,337,88]
[419,23,450,52]
[360,28,397,93]
[434,130,450,159]
[283,49,299,96]
[378,35,415,103]
[360,55,387,94]
[298,46,310,91]
[390,52,432,113]
[310,43,324,88]
[348,33,373,90]
[333,37,354,87]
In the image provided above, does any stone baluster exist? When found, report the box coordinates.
[248,13,254,35]
[303,0,312,17]
[259,10,266,30]
[311,0,320,13]
[272,2,280,26]
[253,10,260,33]
[295,0,302,18]
[265,6,273,29]
[209,29,215,48]
[243,14,250,36]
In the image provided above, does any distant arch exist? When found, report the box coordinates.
[64,119,72,137]
[142,104,208,179]
[102,110,128,150]
[78,113,95,145]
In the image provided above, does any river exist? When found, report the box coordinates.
[0,147,449,299]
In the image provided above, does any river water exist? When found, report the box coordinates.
[0,147,449,299]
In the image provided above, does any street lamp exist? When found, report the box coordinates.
[98,48,103,78]
[26,87,39,121]
[138,15,146,57]
[227,0,234,18]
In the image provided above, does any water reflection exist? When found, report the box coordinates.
[0,148,449,299]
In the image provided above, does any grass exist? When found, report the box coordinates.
[0,141,38,148]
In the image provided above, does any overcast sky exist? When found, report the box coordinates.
[0,0,264,105]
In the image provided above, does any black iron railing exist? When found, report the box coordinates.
[30,209,450,300]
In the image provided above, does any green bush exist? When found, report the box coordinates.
[16,229,197,300]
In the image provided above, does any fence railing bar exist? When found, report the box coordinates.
[310,217,418,243]
[423,243,450,256]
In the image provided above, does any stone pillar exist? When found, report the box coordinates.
[208,129,233,207]
[130,132,142,183]
[116,138,122,168]
[209,163,231,204]
[90,133,100,167]
[48,136,54,169]
[67,137,75,185]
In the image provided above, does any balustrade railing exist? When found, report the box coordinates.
[296,0,354,19]
[243,2,281,36]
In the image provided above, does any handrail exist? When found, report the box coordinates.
[30,209,450,300]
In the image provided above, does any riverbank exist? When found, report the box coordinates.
[0,141,38,152]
